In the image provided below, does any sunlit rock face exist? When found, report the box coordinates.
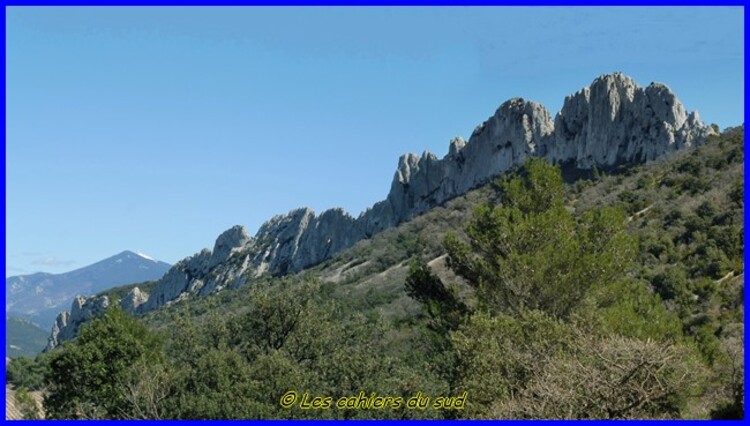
[51,73,713,324]
[546,72,713,168]
[46,295,109,351]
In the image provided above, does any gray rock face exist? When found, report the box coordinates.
[359,199,397,237]
[132,207,367,313]
[137,73,713,314]
[134,226,255,312]
[372,98,556,227]
[120,287,148,314]
[545,73,713,167]
[290,208,365,271]
[251,208,316,276]
[46,311,69,352]
[48,73,716,344]
[140,248,215,312]
[210,225,251,269]
[46,295,109,351]
[251,207,365,275]
[462,98,555,188]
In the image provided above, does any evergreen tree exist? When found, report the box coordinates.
[44,307,164,419]
[444,158,635,318]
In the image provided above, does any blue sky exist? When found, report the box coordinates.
[5,6,744,276]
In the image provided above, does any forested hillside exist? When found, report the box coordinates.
[7,127,743,420]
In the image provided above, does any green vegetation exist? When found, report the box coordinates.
[5,316,49,358]
[445,158,635,318]
[10,127,743,419]
[409,158,710,419]
[6,354,50,391]
[44,307,164,419]
[14,387,42,420]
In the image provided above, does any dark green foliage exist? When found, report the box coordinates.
[677,156,703,175]
[157,279,446,419]
[405,262,468,333]
[690,243,731,279]
[29,127,743,419]
[395,232,425,258]
[618,189,651,214]
[14,387,41,419]
[445,158,635,319]
[650,267,691,302]
[5,317,49,359]
[6,354,50,391]
[709,225,743,261]
[683,174,712,195]
[44,307,165,419]
[696,200,719,220]
[728,179,743,206]
[580,280,683,341]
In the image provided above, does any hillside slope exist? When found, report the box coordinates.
[5,317,48,359]
[47,72,718,348]
[88,127,739,420]
[14,127,742,420]
[142,126,742,336]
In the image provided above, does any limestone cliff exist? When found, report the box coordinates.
[46,73,715,348]
[46,295,109,351]
[130,73,716,314]
[545,73,713,167]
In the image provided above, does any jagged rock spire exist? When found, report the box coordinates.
[47,73,714,337]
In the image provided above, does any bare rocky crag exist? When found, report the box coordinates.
[46,295,109,351]
[47,72,715,349]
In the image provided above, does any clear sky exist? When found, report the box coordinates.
[5,6,744,277]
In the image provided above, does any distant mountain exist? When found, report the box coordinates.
[6,251,171,330]
[6,316,48,359]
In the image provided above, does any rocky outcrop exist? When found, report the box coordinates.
[133,73,716,314]
[544,73,714,167]
[47,73,716,344]
[210,225,252,269]
[251,208,316,276]
[252,208,364,276]
[140,226,255,312]
[359,98,557,229]
[120,287,148,314]
[360,74,714,230]
[46,312,69,351]
[46,295,109,351]
[139,249,211,312]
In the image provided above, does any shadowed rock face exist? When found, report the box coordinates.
[46,73,715,348]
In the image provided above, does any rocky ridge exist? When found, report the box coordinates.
[46,73,715,349]
[46,295,110,351]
